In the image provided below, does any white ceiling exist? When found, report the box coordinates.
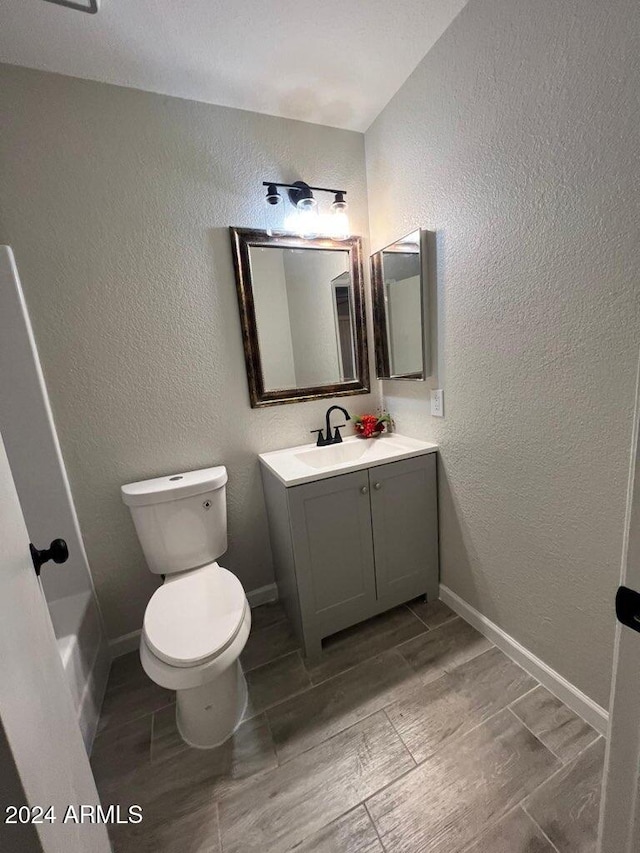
[0,0,468,131]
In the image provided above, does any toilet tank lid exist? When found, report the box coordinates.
[121,465,227,507]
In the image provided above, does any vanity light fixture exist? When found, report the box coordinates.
[262,180,350,240]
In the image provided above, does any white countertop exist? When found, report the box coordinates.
[259,433,438,487]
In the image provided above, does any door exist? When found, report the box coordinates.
[598,351,640,852]
[370,454,439,608]
[289,469,376,642]
[0,245,109,752]
[0,431,111,853]
[330,278,356,381]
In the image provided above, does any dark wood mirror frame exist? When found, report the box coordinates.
[370,229,431,381]
[229,228,370,408]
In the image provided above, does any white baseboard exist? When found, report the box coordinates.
[108,583,279,658]
[246,582,278,607]
[439,584,609,735]
[108,629,141,658]
[80,640,111,754]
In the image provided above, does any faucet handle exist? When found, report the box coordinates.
[333,425,347,444]
[310,428,325,446]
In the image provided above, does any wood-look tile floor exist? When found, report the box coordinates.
[91,600,603,852]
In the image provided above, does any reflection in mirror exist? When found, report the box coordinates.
[331,272,356,382]
[371,229,429,380]
[250,247,354,390]
[230,229,369,407]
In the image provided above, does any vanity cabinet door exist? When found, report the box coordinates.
[369,454,439,607]
[288,469,377,641]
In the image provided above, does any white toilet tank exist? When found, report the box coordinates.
[121,466,228,575]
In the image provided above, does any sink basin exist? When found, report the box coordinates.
[294,441,369,470]
[259,433,438,487]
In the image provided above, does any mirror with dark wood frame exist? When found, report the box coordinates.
[230,228,370,408]
[371,229,430,380]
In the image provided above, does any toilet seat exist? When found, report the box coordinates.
[143,563,247,668]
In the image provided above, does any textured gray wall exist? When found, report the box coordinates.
[0,65,376,640]
[366,0,640,706]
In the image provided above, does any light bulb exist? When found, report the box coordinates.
[330,193,350,240]
[295,196,319,238]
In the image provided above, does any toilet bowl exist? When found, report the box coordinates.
[121,466,251,748]
[140,562,251,748]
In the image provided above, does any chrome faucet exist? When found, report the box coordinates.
[311,406,351,447]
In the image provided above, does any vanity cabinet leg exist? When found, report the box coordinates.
[426,576,439,603]
[303,635,323,665]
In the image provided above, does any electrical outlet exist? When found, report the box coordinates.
[430,389,444,417]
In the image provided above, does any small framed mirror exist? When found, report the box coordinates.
[371,229,430,380]
[230,228,370,407]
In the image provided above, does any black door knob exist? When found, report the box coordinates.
[30,539,69,577]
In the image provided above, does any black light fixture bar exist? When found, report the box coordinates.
[262,182,347,197]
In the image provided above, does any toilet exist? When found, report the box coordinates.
[121,465,251,749]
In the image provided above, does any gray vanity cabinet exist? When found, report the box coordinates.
[288,469,378,643]
[260,452,439,661]
[369,455,439,608]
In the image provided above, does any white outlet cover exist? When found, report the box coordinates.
[430,389,444,417]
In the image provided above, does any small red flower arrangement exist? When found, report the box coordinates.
[352,411,392,438]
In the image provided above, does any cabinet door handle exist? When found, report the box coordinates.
[360,486,369,495]
[374,482,382,490]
